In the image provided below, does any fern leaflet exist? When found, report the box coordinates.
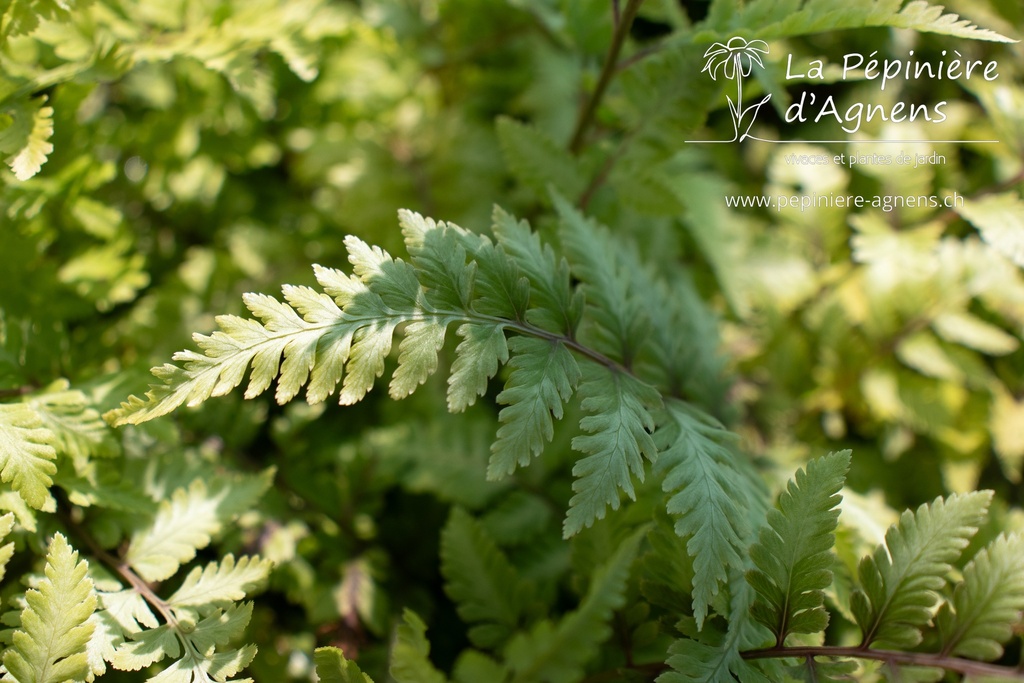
[447,323,510,413]
[166,555,273,619]
[937,533,1024,661]
[489,206,581,335]
[0,513,14,585]
[504,527,643,683]
[851,491,992,648]
[314,646,375,683]
[27,385,120,469]
[488,336,580,478]
[495,117,587,201]
[126,473,271,583]
[0,402,57,510]
[660,568,775,683]
[702,0,1015,43]
[390,609,449,683]
[555,195,643,365]
[564,366,660,536]
[656,399,750,629]
[2,533,96,683]
[747,451,851,644]
[440,507,531,650]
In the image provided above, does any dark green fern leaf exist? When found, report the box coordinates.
[852,491,992,649]
[656,399,750,629]
[440,507,532,650]
[937,532,1024,661]
[488,336,580,479]
[747,451,851,644]
[563,366,661,537]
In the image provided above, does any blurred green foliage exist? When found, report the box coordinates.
[2,0,1024,680]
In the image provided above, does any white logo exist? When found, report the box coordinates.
[699,37,772,143]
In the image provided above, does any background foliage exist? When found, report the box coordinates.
[2,0,1024,681]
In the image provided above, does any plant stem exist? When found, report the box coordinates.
[577,135,631,209]
[569,0,645,154]
[58,502,181,630]
[742,645,1024,679]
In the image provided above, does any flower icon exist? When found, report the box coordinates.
[693,36,772,143]
[701,37,769,81]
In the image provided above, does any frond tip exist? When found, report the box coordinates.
[2,533,96,683]
[748,451,851,644]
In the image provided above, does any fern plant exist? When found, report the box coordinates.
[110,200,1024,680]
[109,198,760,628]
[658,453,1024,681]
[3,0,1024,680]
[302,452,1024,682]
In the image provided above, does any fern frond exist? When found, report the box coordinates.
[504,527,643,683]
[888,1,1016,42]
[495,117,587,200]
[564,367,661,537]
[126,472,271,582]
[167,555,273,619]
[489,206,582,335]
[2,533,96,683]
[390,609,449,683]
[440,508,531,650]
[27,385,119,469]
[713,0,1015,43]
[747,451,851,644]
[315,646,375,683]
[660,568,775,683]
[656,399,750,629]
[447,323,509,412]
[0,513,14,585]
[108,207,736,551]
[0,402,57,510]
[555,195,642,365]
[113,604,257,682]
[488,336,580,479]
[937,533,1024,661]
[852,491,992,649]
